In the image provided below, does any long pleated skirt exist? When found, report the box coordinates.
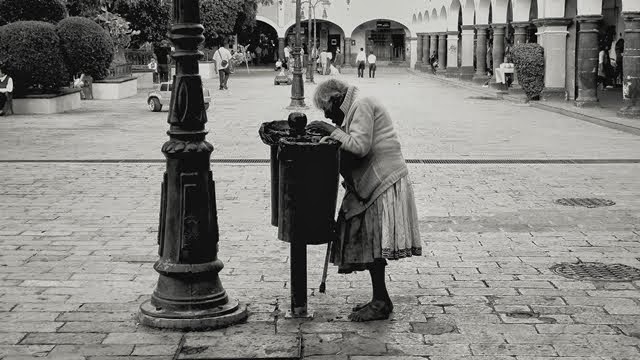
[330,175,422,274]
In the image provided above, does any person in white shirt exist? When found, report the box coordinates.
[213,42,232,90]
[367,51,377,78]
[319,50,328,75]
[284,45,291,69]
[325,50,333,75]
[0,65,14,116]
[356,48,366,78]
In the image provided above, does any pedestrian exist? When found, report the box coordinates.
[615,33,624,84]
[255,44,262,65]
[0,64,14,116]
[325,50,332,75]
[284,44,291,70]
[319,50,328,75]
[306,79,422,322]
[334,48,343,73]
[367,51,377,78]
[213,41,232,90]
[598,44,612,90]
[429,51,438,74]
[356,48,366,78]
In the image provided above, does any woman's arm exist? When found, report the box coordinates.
[330,101,374,158]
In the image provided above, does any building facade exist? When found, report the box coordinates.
[257,0,639,116]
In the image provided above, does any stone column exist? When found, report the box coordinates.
[490,23,506,88]
[437,32,447,75]
[409,37,418,69]
[416,33,424,70]
[459,25,475,81]
[473,25,490,84]
[422,34,431,71]
[429,34,438,60]
[278,37,285,60]
[509,21,530,93]
[618,12,640,118]
[533,18,572,99]
[575,15,602,107]
[344,37,352,66]
[446,31,460,78]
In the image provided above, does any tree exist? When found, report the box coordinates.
[56,17,114,79]
[0,0,68,24]
[200,0,273,48]
[115,0,172,49]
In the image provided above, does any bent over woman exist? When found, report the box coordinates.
[307,79,422,322]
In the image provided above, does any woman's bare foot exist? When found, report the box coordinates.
[348,300,392,322]
[352,301,393,313]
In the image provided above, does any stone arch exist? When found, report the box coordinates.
[512,0,533,21]
[491,0,509,23]
[418,12,423,22]
[476,0,491,24]
[448,0,462,28]
[424,10,430,24]
[462,0,476,24]
[347,17,413,37]
[440,6,448,30]
[413,13,418,23]
[256,15,284,38]
[349,19,413,63]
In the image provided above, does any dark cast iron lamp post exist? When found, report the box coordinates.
[300,0,331,84]
[138,0,247,330]
[288,0,308,109]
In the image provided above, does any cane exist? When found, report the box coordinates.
[319,241,331,293]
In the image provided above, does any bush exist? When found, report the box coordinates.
[0,0,68,24]
[0,21,69,95]
[57,17,114,80]
[512,43,545,101]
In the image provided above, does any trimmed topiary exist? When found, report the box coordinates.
[57,17,114,80]
[0,21,69,95]
[512,43,545,101]
[0,0,68,24]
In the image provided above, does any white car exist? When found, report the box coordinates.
[147,82,211,112]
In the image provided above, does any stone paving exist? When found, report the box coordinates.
[0,70,639,359]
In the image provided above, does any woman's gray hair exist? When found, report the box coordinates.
[313,79,348,111]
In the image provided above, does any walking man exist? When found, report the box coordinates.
[213,41,232,90]
[356,48,366,78]
[367,51,377,78]
[0,65,13,116]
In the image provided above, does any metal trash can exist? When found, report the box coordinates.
[259,120,290,227]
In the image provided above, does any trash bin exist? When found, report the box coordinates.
[259,120,290,227]
[259,113,341,245]
[277,134,340,245]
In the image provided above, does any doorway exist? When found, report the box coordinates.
[328,34,341,59]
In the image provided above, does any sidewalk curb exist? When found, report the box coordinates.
[407,69,640,136]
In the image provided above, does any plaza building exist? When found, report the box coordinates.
[256,0,640,115]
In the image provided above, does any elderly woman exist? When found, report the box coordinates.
[307,79,422,322]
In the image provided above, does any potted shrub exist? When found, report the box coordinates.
[512,43,545,101]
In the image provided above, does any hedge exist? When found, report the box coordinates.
[512,43,545,101]
[0,0,68,24]
[0,21,69,95]
[57,17,114,80]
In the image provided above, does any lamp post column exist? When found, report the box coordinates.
[306,1,314,83]
[288,0,307,109]
[618,12,640,118]
[138,0,247,330]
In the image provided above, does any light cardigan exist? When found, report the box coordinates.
[329,86,408,219]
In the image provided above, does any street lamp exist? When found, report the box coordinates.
[287,0,307,109]
[296,0,331,84]
[138,0,247,330]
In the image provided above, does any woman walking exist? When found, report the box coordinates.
[307,79,422,322]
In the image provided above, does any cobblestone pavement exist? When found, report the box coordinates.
[0,70,639,359]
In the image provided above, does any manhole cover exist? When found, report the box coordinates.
[550,262,640,282]
[554,198,615,208]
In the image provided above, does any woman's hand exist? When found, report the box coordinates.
[306,121,336,136]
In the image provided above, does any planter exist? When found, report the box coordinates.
[92,77,138,100]
[132,69,155,90]
[12,89,81,115]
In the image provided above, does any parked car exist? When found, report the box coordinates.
[147,82,211,112]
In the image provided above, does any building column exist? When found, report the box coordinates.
[409,37,418,69]
[534,18,572,99]
[278,37,285,60]
[446,31,460,78]
[459,25,475,81]
[510,21,530,92]
[429,34,438,60]
[422,34,431,71]
[575,15,602,107]
[416,33,424,70]
[618,11,640,118]
[437,32,447,75]
[344,37,352,67]
[473,25,490,84]
[490,23,506,88]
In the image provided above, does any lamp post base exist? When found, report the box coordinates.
[138,299,248,331]
[285,309,315,319]
[287,99,309,110]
